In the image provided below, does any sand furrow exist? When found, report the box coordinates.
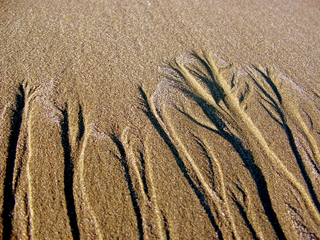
[64,101,104,239]
[139,87,224,239]
[8,81,39,239]
[111,127,167,240]
[249,67,320,222]
[1,89,24,239]
[110,132,145,240]
[59,105,80,240]
[163,53,285,238]
[152,51,320,238]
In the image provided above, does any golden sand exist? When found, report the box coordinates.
[1,0,320,239]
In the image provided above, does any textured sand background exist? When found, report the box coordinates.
[1,0,320,239]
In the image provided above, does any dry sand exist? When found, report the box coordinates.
[1,0,320,239]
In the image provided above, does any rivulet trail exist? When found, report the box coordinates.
[171,51,320,225]
[112,127,166,239]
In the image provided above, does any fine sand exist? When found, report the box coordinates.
[1,0,320,239]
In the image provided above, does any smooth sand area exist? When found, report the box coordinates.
[1,0,320,239]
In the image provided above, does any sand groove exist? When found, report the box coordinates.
[249,67,320,212]
[149,102,238,239]
[294,110,320,176]
[2,87,25,239]
[59,104,80,240]
[62,101,103,239]
[111,127,166,240]
[141,86,268,238]
[146,85,279,238]
[194,137,242,239]
[1,81,39,239]
[0,54,319,239]
[184,52,319,222]
[1,0,320,238]
[149,74,283,238]
[139,87,224,239]
[146,51,320,238]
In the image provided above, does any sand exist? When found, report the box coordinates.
[1,0,320,239]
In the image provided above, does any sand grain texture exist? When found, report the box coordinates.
[1,0,320,239]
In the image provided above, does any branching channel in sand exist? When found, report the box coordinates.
[141,51,320,238]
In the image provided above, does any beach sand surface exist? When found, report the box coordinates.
[1,0,320,239]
